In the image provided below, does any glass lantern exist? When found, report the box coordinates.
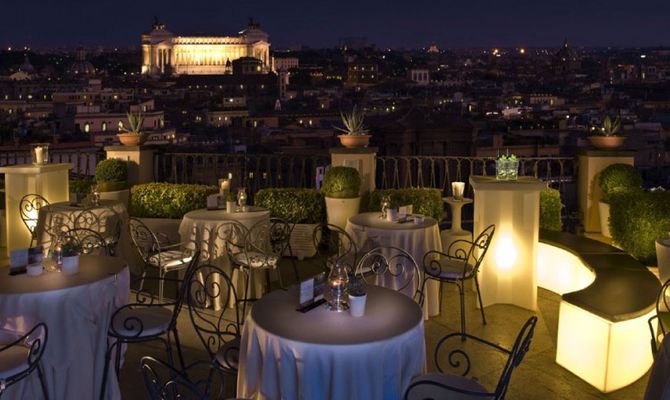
[237,187,247,211]
[327,262,349,311]
[31,143,49,165]
[380,196,391,219]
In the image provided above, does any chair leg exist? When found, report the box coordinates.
[242,268,252,319]
[37,363,49,400]
[159,269,165,303]
[138,271,147,292]
[474,275,487,325]
[99,340,116,400]
[173,328,187,372]
[458,282,466,336]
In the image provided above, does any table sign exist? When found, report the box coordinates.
[296,272,326,312]
[9,246,43,275]
[206,194,220,210]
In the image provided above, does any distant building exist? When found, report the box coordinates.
[273,57,299,71]
[346,60,379,88]
[141,18,271,76]
[409,68,430,85]
[553,39,581,74]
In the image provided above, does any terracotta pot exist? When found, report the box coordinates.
[338,134,371,149]
[117,133,147,146]
[588,136,626,150]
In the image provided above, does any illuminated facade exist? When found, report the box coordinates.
[141,18,271,76]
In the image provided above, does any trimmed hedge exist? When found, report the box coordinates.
[95,158,129,192]
[364,188,444,221]
[610,190,670,265]
[321,166,361,199]
[540,188,563,231]
[255,188,326,224]
[598,163,642,203]
[130,183,217,219]
[70,178,95,197]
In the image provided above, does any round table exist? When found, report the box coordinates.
[237,285,425,400]
[35,200,130,260]
[179,206,271,309]
[345,212,442,319]
[0,255,130,400]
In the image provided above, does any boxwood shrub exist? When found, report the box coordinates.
[321,166,361,199]
[598,163,642,203]
[540,188,563,231]
[364,188,444,221]
[610,190,670,265]
[95,158,129,192]
[130,182,217,219]
[69,178,95,197]
[255,188,326,224]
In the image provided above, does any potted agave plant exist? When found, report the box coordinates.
[336,105,371,148]
[588,116,625,150]
[117,112,148,146]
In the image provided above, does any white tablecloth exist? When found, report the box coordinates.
[178,207,271,309]
[237,285,425,400]
[0,255,130,400]
[35,200,132,261]
[346,212,442,319]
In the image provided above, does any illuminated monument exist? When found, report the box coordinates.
[141,18,271,76]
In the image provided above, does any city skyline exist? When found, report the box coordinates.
[1,0,670,49]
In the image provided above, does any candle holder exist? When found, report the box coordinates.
[452,182,465,200]
[236,187,247,212]
[31,143,49,165]
[327,262,349,311]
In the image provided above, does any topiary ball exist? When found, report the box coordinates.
[321,166,361,199]
[598,163,643,202]
[95,158,128,183]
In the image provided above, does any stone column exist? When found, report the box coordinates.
[577,149,635,233]
[329,147,377,196]
[104,145,157,186]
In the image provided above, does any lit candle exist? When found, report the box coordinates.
[228,172,233,180]
[34,146,44,165]
[452,182,465,200]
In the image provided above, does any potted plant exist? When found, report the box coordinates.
[597,163,642,238]
[60,239,82,275]
[117,112,148,146]
[335,106,371,148]
[588,116,626,150]
[348,276,367,317]
[321,166,362,230]
[226,191,237,213]
[69,178,94,205]
[95,158,130,206]
[495,153,519,180]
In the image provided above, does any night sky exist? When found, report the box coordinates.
[1,0,669,49]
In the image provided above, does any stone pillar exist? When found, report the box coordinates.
[470,175,546,311]
[577,150,635,233]
[0,163,72,255]
[104,145,157,186]
[329,147,377,196]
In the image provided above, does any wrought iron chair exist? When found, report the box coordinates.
[140,356,245,400]
[312,223,359,270]
[230,218,293,316]
[58,227,110,256]
[423,224,495,335]
[19,194,49,247]
[0,322,49,399]
[186,263,242,395]
[74,206,122,255]
[129,217,196,302]
[99,251,201,400]
[649,277,670,356]
[355,246,425,306]
[404,316,538,400]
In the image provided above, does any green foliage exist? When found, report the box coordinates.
[601,116,622,136]
[130,183,217,219]
[335,105,368,136]
[95,159,129,192]
[225,191,236,202]
[364,188,444,221]
[610,190,670,265]
[120,112,144,134]
[598,163,643,203]
[321,166,361,199]
[348,276,366,296]
[255,188,326,224]
[540,188,563,231]
[60,239,82,257]
[69,178,95,196]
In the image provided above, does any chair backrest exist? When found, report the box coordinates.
[186,263,241,370]
[59,227,110,256]
[654,278,670,341]
[213,220,249,261]
[246,218,293,257]
[169,252,202,329]
[424,224,496,280]
[356,246,424,305]
[129,217,161,264]
[494,316,538,398]
[141,356,207,400]
[0,322,48,386]
[468,224,496,276]
[19,194,49,234]
[74,206,122,245]
[313,223,358,268]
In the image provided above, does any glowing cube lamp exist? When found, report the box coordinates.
[470,176,546,311]
[0,163,71,255]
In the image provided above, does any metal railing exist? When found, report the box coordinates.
[154,152,331,196]
[0,149,104,179]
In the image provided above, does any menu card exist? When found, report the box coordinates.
[10,246,43,275]
[398,205,413,219]
[297,272,326,312]
[206,194,220,210]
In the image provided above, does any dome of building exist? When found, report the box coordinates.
[69,48,96,76]
[18,56,36,74]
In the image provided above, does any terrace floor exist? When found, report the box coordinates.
[118,256,653,400]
